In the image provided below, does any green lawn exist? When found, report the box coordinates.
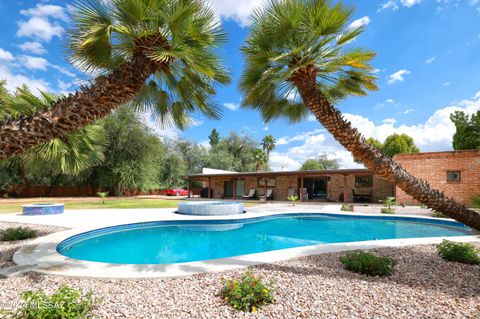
[0,198,261,214]
[0,198,180,214]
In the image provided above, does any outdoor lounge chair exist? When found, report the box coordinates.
[242,189,256,199]
[259,189,273,201]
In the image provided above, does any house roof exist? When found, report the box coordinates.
[187,168,374,179]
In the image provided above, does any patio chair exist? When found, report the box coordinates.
[259,189,273,201]
[242,189,256,199]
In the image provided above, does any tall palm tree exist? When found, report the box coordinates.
[261,134,276,171]
[240,0,480,230]
[0,0,229,159]
[253,148,267,172]
[2,85,106,195]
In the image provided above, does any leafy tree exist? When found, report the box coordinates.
[450,110,480,150]
[208,128,220,147]
[239,0,480,230]
[301,154,339,170]
[175,139,206,174]
[365,137,383,151]
[382,133,419,158]
[92,107,165,195]
[0,0,230,159]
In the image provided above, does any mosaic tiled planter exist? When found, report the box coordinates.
[22,203,64,215]
[176,201,244,216]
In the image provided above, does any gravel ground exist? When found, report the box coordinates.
[0,222,479,318]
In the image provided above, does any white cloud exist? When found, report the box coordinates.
[385,98,394,104]
[0,64,49,93]
[263,126,269,131]
[443,81,451,87]
[18,41,47,54]
[307,115,316,122]
[378,0,422,12]
[17,17,64,42]
[17,4,67,42]
[377,0,399,12]
[0,48,14,61]
[382,118,397,125]
[224,102,240,111]
[348,16,371,29]
[426,56,436,64]
[209,0,268,26]
[387,69,411,84]
[401,0,422,7]
[276,129,324,145]
[270,91,480,170]
[19,56,49,70]
[20,4,69,22]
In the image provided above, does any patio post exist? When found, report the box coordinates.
[300,176,304,201]
[232,178,236,199]
[207,177,212,198]
[343,174,348,203]
[187,178,191,198]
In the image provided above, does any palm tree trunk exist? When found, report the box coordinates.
[0,35,167,160]
[292,65,480,230]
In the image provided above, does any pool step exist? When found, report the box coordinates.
[0,264,37,278]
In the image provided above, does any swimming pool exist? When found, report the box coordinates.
[57,213,477,265]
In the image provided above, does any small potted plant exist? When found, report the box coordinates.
[379,196,396,214]
[288,195,298,207]
[97,191,109,204]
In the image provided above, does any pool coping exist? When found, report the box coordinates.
[13,211,480,279]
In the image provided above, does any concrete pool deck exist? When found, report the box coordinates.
[1,203,479,279]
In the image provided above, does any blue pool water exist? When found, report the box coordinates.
[57,214,477,264]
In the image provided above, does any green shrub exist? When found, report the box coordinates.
[0,227,37,241]
[221,271,274,312]
[381,207,395,214]
[287,195,298,206]
[340,251,396,277]
[341,204,353,212]
[97,192,109,204]
[431,211,448,218]
[7,285,100,319]
[437,240,480,265]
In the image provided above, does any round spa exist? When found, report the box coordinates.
[176,201,244,216]
[22,203,64,215]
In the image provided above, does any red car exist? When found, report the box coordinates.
[164,188,189,196]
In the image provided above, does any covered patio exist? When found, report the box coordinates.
[187,169,395,203]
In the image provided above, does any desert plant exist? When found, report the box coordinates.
[380,197,396,214]
[0,227,37,241]
[97,191,109,204]
[432,211,448,218]
[288,195,298,206]
[472,194,480,208]
[437,240,480,265]
[221,271,274,312]
[6,285,101,319]
[340,251,396,277]
[341,204,353,212]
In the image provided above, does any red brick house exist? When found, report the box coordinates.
[187,150,480,206]
[394,150,480,206]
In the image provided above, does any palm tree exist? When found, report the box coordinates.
[261,135,276,170]
[2,85,106,195]
[253,148,267,172]
[0,0,229,159]
[240,0,480,230]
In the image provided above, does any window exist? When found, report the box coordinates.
[258,177,276,187]
[355,175,373,188]
[447,171,461,182]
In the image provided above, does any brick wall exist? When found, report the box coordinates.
[394,150,480,206]
[207,173,394,202]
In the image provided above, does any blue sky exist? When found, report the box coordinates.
[0,0,480,170]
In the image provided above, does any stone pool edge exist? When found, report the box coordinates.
[13,211,480,280]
